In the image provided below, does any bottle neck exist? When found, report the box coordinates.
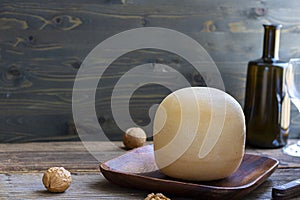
[262,24,281,61]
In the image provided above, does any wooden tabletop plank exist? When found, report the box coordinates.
[1,140,300,199]
[1,140,300,173]
[0,172,149,200]
[1,169,300,200]
[246,140,300,169]
[0,142,125,173]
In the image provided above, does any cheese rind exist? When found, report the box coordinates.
[153,87,245,181]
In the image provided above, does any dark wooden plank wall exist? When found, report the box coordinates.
[1,0,300,142]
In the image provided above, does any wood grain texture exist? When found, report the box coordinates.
[0,172,279,200]
[1,0,300,141]
[0,141,299,173]
[0,141,300,199]
[1,169,299,200]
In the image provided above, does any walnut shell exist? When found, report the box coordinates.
[42,167,72,193]
[123,127,147,149]
[145,193,170,200]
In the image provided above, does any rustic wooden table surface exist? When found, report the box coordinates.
[1,140,300,200]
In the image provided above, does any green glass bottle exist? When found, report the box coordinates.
[244,24,290,148]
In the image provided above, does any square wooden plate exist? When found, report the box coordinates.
[100,144,278,199]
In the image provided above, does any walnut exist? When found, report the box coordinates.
[145,193,171,200]
[123,127,147,149]
[42,167,72,193]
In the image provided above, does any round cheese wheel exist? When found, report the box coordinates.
[153,87,245,181]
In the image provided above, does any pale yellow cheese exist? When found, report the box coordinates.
[153,87,245,181]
